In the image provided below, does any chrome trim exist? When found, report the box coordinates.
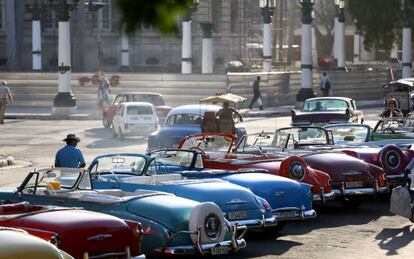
[228,216,278,228]
[153,239,247,255]
[386,173,405,179]
[87,234,112,241]
[333,187,388,196]
[313,191,335,201]
[272,208,317,221]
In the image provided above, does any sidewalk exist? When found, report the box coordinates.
[4,99,384,120]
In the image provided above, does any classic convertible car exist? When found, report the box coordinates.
[0,168,246,256]
[0,202,144,259]
[178,133,333,202]
[90,153,277,231]
[0,227,73,259]
[291,97,363,126]
[90,152,315,233]
[147,104,246,151]
[371,117,414,141]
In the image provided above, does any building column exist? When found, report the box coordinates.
[29,1,42,71]
[120,28,130,71]
[402,0,411,79]
[200,22,214,74]
[333,17,338,61]
[296,0,315,104]
[261,6,274,72]
[181,19,192,74]
[311,26,318,67]
[52,0,77,116]
[353,31,360,64]
[336,1,346,70]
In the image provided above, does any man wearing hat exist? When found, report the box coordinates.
[0,81,13,124]
[55,134,86,168]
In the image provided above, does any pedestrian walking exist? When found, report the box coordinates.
[55,134,86,168]
[217,102,243,134]
[320,72,332,97]
[248,76,263,110]
[0,81,13,124]
[97,75,111,116]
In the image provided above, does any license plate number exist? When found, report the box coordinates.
[211,246,230,255]
[228,210,248,220]
[345,181,364,188]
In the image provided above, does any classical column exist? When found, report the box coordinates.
[260,4,274,72]
[333,16,339,61]
[200,22,214,74]
[353,30,360,64]
[296,0,316,104]
[402,0,412,79]
[120,28,130,71]
[181,13,193,74]
[312,26,318,67]
[5,0,17,70]
[52,0,77,116]
[28,1,42,70]
[336,1,345,69]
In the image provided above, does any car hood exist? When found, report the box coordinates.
[220,173,312,210]
[292,111,347,124]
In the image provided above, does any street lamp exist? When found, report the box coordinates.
[296,0,315,105]
[181,0,199,74]
[259,0,276,72]
[401,0,412,78]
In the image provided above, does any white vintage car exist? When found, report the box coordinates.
[113,102,159,138]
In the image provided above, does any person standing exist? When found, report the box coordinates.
[248,76,263,110]
[97,75,111,115]
[0,81,13,124]
[55,134,86,168]
[320,72,331,97]
[217,102,243,134]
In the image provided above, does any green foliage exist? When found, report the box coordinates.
[348,0,413,53]
[115,0,196,34]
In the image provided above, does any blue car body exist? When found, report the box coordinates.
[90,153,277,230]
[147,104,246,151]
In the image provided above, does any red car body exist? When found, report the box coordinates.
[103,92,172,128]
[0,202,144,259]
[178,133,333,202]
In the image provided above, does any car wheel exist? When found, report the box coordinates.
[102,114,112,128]
[341,197,362,208]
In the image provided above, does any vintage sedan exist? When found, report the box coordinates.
[147,104,246,151]
[90,153,277,231]
[178,133,333,203]
[103,92,172,128]
[90,152,314,233]
[148,149,316,230]
[0,227,73,259]
[291,97,363,126]
[0,168,246,256]
[0,202,144,259]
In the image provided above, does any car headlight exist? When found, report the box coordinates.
[385,150,401,170]
[204,213,222,240]
[290,162,305,180]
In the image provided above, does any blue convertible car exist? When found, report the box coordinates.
[0,168,246,256]
[90,153,277,231]
[91,151,316,233]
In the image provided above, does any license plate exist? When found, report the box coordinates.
[228,210,248,220]
[276,211,298,218]
[345,181,364,188]
[211,246,230,255]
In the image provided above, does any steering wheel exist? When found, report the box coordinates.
[190,146,206,156]
[95,170,120,183]
[382,127,396,134]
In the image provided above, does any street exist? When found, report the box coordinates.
[0,107,413,258]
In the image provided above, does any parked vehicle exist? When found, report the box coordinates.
[0,227,73,259]
[178,133,333,203]
[148,149,316,232]
[0,202,144,259]
[0,168,246,256]
[291,97,363,126]
[371,117,414,141]
[113,102,159,138]
[103,92,172,128]
[147,104,246,151]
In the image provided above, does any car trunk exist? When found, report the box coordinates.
[292,111,348,124]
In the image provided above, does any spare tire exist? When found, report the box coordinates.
[188,202,226,244]
[378,145,407,174]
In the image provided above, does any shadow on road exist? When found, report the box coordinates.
[375,225,414,256]
[84,128,146,149]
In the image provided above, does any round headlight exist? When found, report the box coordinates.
[290,162,305,180]
[204,213,222,240]
[385,150,400,169]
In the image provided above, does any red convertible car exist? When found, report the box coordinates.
[0,202,144,259]
[178,133,334,202]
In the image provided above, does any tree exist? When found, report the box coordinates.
[115,0,196,34]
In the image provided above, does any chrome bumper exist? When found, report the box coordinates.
[228,215,278,229]
[272,208,317,221]
[333,187,388,196]
[312,191,336,202]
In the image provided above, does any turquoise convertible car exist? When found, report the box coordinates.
[90,151,316,233]
[0,168,246,256]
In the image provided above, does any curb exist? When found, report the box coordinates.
[0,156,14,167]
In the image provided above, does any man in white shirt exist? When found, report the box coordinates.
[0,81,13,124]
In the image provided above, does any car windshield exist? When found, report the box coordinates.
[375,118,414,133]
[165,114,203,126]
[150,150,204,169]
[127,106,153,115]
[180,135,233,152]
[132,95,165,106]
[89,155,148,175]
[278,127,329,145]
[235,132,290,153]
[325,125,369,144]
[302,99,348,112]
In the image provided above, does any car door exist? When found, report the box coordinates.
[107,95,124,120]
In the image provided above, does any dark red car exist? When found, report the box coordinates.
[103,92,172,128]
[0,202,144,259]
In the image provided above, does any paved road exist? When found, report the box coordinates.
[0,107,413,258]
